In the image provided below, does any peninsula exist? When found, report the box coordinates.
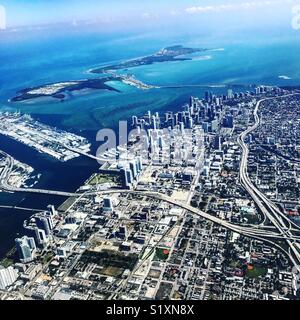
[11,77,121,103]
[90,45,208,74]
[10,45,209,103]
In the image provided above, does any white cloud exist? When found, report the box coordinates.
[185,0,296,14]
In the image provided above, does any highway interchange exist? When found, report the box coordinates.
[1,93,300,271]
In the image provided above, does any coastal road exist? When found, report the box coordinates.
[2,154,300,243]
[2,93,300,266]
[0,205,43,213]
[2,159,300,244]
[0,150,76,198]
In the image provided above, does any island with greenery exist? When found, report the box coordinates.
[90,45,208,74]
[11,77,121,102]
[11,45,209,103]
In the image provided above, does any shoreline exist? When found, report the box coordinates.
[10,77,121,103]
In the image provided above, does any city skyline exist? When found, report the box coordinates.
[0,0,300,305]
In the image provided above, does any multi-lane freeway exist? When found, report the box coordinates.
[1,93,300,269]
[237,93,300,271]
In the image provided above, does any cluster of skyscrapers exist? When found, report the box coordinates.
[15,205,58,262]
[131,89,238,140]
[119,157,143,188]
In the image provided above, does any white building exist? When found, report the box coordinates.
[0,266,18,290]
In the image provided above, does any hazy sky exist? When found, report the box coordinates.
[1,0,298,32]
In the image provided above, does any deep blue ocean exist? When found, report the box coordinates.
[0,27,300,258]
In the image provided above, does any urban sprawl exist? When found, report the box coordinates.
[0,85,300,300]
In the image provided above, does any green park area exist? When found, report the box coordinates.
[0,247,16,268]
[245,266,267,278]
[154,248,170,262]
[87,173,120,186]
[0,258,14,268]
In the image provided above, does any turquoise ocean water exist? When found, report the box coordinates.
[0,27,299,257]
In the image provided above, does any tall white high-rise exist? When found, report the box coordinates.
[227,89,234,99]
[15,236,36,263]
[0,266,18,290]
